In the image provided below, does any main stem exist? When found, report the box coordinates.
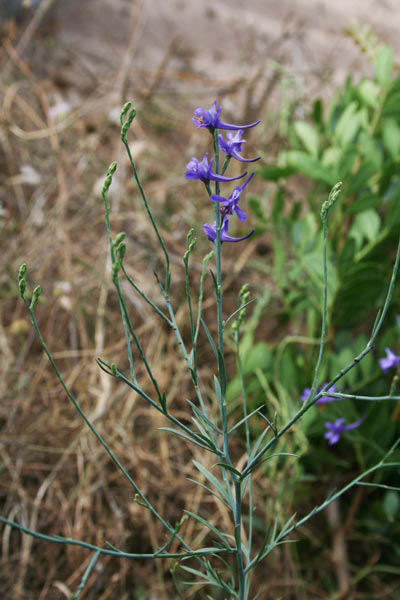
[212,129,246,600]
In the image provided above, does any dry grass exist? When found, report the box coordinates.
[0,6,289,600]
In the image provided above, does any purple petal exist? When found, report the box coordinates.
[209,171,248,183]
[216,118,261,131]
[209,194,226,203]
[231,149,261,163]
[343,415,366,431]
[203,223,216,242]
[235,206,247,222]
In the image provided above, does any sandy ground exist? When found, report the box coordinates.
[40,0,399,102]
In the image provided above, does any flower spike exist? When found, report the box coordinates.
[193,101,260,132]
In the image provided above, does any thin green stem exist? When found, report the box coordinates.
[122,137,171,291]
[234,480,246,600]
[304,203,329,407]
[277,438,400,543]
[121,262,172,326]
[102,183,136,383]
[20,301,193,550]
[0,516,232,559]
[71,550,100,599]
[234,327,253,558]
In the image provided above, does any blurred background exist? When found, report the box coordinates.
[1,1,400,598]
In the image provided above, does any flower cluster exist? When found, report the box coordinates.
[186,100,260,243]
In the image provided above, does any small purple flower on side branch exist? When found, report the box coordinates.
[203,218,254,244]
[324,416,365,445]
[301,383,339,404]
[185,153,247,184]
[192,101,260,131]
[219,130,261,163]
[210,173,254,222]
[379,347,400,371]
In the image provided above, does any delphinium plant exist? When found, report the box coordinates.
[2,99,400,599]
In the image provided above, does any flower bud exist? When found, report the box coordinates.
[30,285,41,310]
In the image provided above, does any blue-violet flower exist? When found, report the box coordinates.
[193,101,260,131]
[185,153,247,184]
[210,173,254,222]
[324,416,365,445]
[379,347,400,371]
[219,130,261,163]
[203,218,254,243]
[301,383,339,404]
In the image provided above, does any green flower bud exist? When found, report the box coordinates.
[120,101,132,123]
[108,161,117,176]
[116,242,126,262]
[113,232,126,247]
[30,285,41,310]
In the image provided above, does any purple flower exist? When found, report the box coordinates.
[379,347,400,371]
[210,173,254,222]
[185,153,247,184]
[324,416,365,445]
[219,130,261,163]
[301,383,339,404]
[203,217,254,243]
[192,101,260,131]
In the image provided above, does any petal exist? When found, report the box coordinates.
[209,194,226,203]
[235,206,247,222]
[209,170,248,183]
[231,149,261,163]
[203,223,216,242]
[216,118,261,131]
[221,229,255,243]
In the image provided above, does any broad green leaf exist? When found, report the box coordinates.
[383,118,400,159]
[242,342,272,376]
[334,102,361,147]
[284,151,338,185]
[259,164,295,180]
[345,162,376,195]
[293,121,320,157]
[321,146,341,169]
[375,45,393,88]
[359,132,383,171]
[349,209,380,250]
[358,79,379,108]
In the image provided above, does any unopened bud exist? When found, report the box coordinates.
[113,232,126,247]
[108,161,117,176]
[30,285,41,310]
[120,101,132,122]
[116,242,126,262]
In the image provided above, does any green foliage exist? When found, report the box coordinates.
[232,41,400,575]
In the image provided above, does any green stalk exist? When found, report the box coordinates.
[122,135,170,292]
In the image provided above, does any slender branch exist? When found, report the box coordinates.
[0,517,232,559]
